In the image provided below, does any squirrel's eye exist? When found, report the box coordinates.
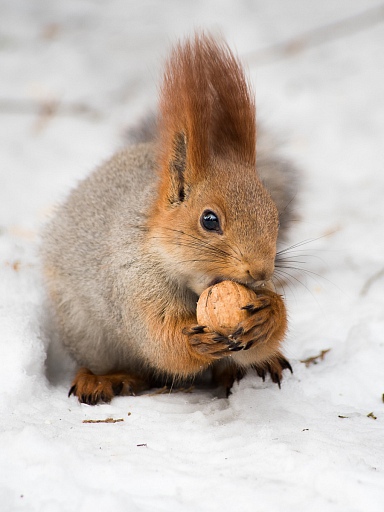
[201,210,221,232]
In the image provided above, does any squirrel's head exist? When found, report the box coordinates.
[148,33,278,295]
[149,146,279,295]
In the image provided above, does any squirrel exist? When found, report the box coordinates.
[41,33,295,404]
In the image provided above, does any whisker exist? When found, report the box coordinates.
[275,252,328,266]
[272,270,298,299]
[281,193,298,213]
[275,258,307,265]
[276,264,341,292]
[273,268,314,294]
[179,230,241,262]
[273,268,324,309]
[150,228,242,266]
[276,264,323,277]
[276,234,332,256]
[150,236,221,254]
[161,227,234,259]
[278,248,331,254]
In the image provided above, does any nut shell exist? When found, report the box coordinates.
[196,281,258,334]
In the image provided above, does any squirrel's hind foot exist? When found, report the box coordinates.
[68,368,148,405]
[252,354,293,389]
[212,363,247,398]
[212,353,293,397]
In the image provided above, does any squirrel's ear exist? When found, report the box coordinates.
[167,132,188,204]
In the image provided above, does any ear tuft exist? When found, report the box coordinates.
[168,132,187,205]
[156,33,256,205]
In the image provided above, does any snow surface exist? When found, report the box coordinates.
[1,1,384,511]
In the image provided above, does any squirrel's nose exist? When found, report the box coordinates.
[248,270,267,281]
[246,265,273,284]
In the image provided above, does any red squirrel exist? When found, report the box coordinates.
[41,33,294,404]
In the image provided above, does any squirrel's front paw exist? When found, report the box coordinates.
[184,291,286,362]
[229,290,287,351]
[184,325,242,360]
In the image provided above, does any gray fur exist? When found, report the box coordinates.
[42,143,162,374]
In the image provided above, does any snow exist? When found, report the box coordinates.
[1,1,384,510]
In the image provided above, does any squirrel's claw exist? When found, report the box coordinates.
[68,367,146,405]
[183,325,207,336]
[68,385,76,398]
[252,354,293,389]
[189,325,207,334]
[186,324,260,358]
[185,326,234,360]
[241,297,271,313]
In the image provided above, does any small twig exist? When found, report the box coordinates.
[300,348,331,367]
[145,385,194,396]
[179,385,194,394]
[82,417,124,424]
[246,5,384,66]
[146,386,169,396]
[367,412,377,420]
[0,98,101,119]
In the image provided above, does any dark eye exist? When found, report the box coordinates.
[201,210,221,232]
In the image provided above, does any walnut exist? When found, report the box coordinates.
[196,281,258,334]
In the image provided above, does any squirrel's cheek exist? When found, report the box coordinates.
[187,274,214,296]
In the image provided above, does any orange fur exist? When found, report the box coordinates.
[69,368,148,405]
